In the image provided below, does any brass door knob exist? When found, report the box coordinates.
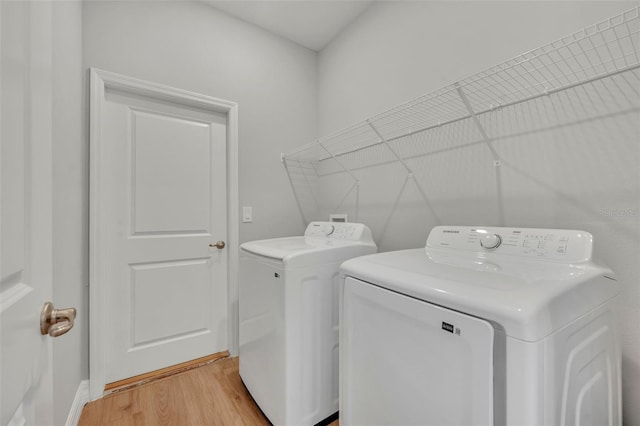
[40,302,76,337]
[209,241,226,249]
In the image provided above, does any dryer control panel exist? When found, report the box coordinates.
[305,221,374,242]
[427,226,593,263]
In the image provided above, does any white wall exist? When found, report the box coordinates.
[315,1,640,424]
[52,2,86,425]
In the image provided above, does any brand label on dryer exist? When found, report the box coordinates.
[442,321,454,333]
[442,321,461,335]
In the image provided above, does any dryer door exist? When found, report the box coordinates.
[341,277,495,426]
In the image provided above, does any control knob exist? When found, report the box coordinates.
[323,225,335,236]
[480,233,502,250]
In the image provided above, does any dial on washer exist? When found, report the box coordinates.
[323,225,335,236]
[480,233,502,249]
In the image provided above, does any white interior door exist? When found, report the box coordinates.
[0,1,55,425]
[90,70,230,390]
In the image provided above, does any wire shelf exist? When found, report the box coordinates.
[283,6,640,165]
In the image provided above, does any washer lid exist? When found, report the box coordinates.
[240,222,377,267]
[241,236,350,259]
[340,245,617,342]
[240,236,376,267]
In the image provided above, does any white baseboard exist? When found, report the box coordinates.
[65,380,90,426]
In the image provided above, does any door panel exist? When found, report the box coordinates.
[132,110,212,234]
[0,1,54,424]
[92,73,228,385]
[130,259,210,345]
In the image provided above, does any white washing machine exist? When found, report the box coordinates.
[340,226,621,426]
[239,221,377,426]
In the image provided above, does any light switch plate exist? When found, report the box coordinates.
[243,206,253,223]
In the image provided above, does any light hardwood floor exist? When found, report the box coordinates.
[79,356,339,426]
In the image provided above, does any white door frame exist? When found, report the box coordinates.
[89,68,239,400]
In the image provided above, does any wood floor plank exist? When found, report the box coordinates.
[79,356,338,426]
[185,365,233,425]
[213,360,268,425]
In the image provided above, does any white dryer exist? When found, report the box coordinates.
[239,221,376,426]
[339,226,621,426]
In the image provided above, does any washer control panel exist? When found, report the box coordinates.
[427,226,593,262]
[305,221,372,242]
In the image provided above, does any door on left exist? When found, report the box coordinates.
[1,2,57,424]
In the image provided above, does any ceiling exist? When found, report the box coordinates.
[203,1,374,51]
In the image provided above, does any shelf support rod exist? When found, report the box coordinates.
[319,141,361,220]
[455,83,505,225]
[377,173,412,246]
[455,83,500,159]
[282,158,311,225]
[367,120,441,224]
[332,181,359,218]
[366,119,413,174]
[355,182,360,222]
[319,142,359,184]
